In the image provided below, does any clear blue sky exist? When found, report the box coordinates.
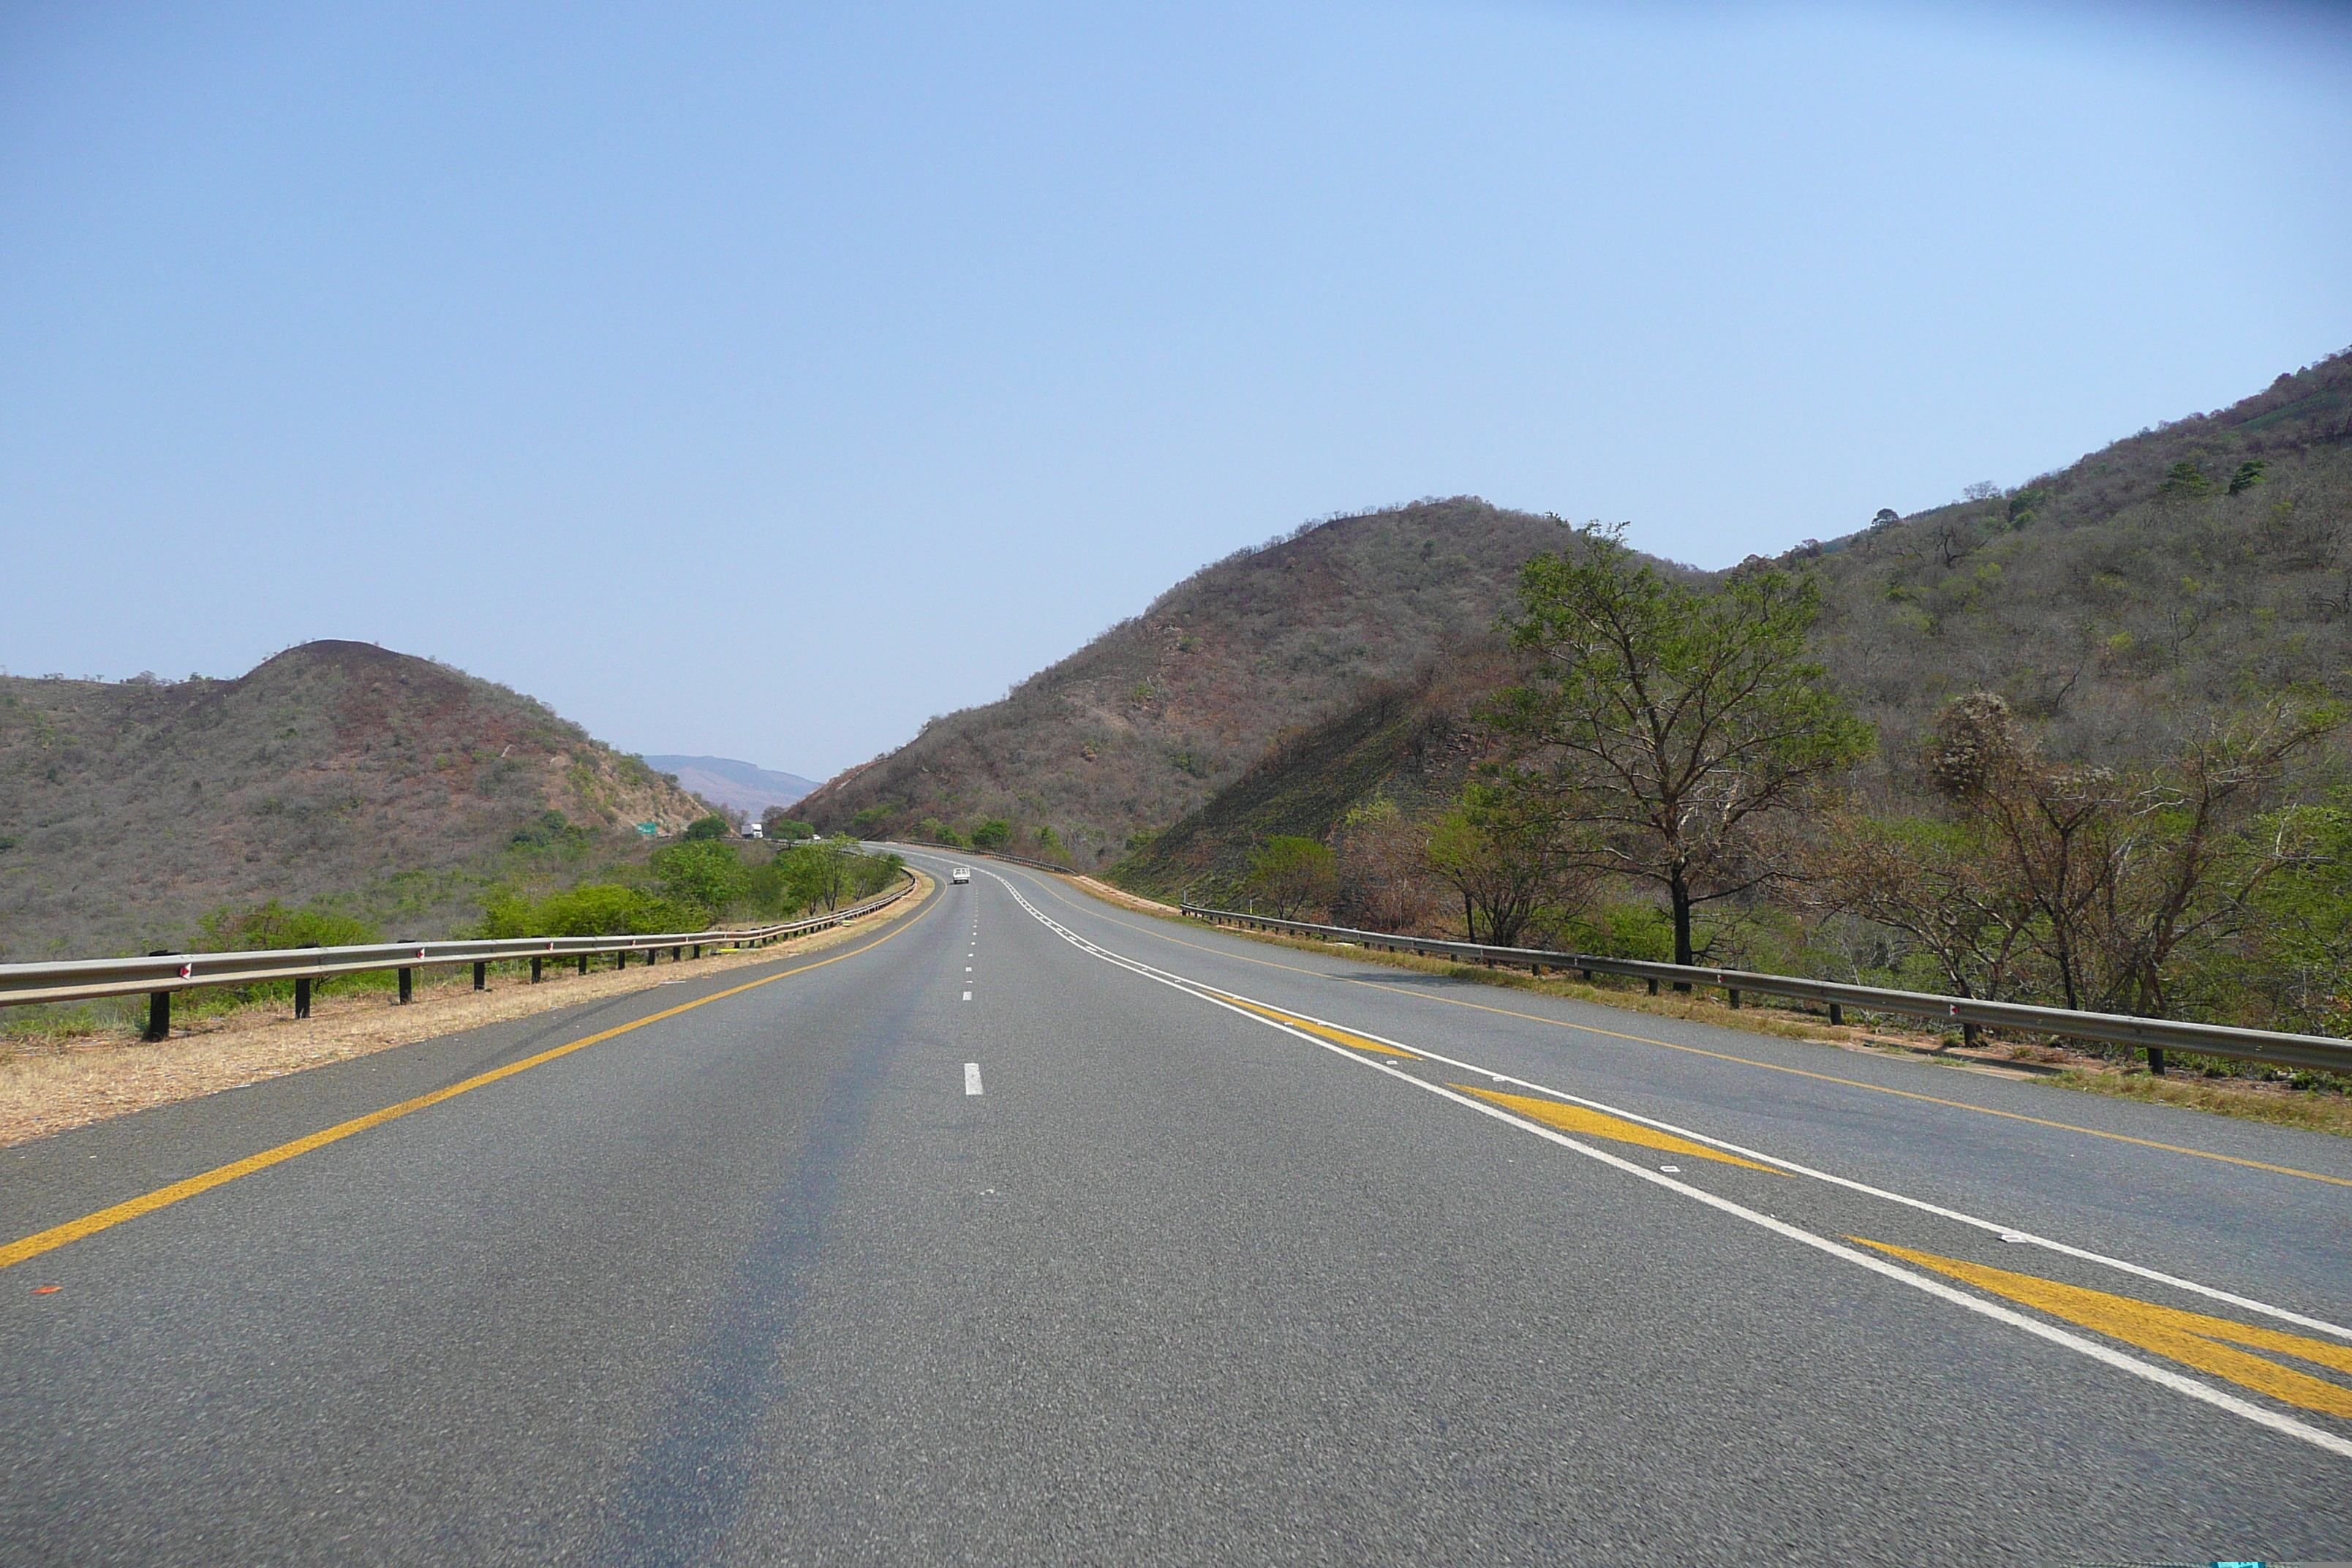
[4,1,2348,779]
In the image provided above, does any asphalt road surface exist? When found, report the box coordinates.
[4,849,2348,1564]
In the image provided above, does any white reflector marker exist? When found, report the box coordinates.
[965,1063,984,1096]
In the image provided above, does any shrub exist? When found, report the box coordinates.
[650,839,750,919]
[684,815,731,841]
[478,885,701,938]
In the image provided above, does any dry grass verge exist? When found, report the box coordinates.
[1066,875,1181,917]
[2050,1067,2352,1137]
[0,873,931,1147]
[1071,891,2352,1140]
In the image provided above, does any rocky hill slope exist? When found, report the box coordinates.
[797,499,1690,863]
[1115,347,2352,907]
[0,641,704,960]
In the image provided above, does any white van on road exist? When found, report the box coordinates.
[951,867,972,884]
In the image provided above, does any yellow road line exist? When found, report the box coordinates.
[1030,878,2352,1189]
[1854,1237,2352,1419]
[1457,1086,1784,1172]
[1222,995,1419,1057]
[0,886,941,1273]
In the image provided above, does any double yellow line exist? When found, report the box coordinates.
[1,890,938,1273]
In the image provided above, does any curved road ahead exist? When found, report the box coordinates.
[4,849,2348,1564]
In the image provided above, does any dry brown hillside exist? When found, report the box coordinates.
[1115,348,2352,913]
[0,641,704,960]
[800,498,1687,863]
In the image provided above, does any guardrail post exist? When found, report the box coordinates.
[530,957,543,984]
[1648,978,1659,995]
[2146,1047,2166,1077]
[295,977,312,1019]
[1828,1003,1843,1026]
[1962,1022,1980,1049]
[693,943,702,960]
[397,967,412,1004]
[671,946,682,962]
[578,954,589,976]
[1728,988,1741,1009]
[143,951,174,1041]
[473,962,487,991]
[617,949,628,970]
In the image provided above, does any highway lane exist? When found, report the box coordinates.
[2,853,2347,1563]
[941,852,2352,1326]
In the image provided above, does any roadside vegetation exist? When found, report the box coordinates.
[1104,345,2352,1120]
[2,829,906,1052]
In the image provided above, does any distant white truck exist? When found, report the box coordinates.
[742,819,764,840]
[951,867,972,884]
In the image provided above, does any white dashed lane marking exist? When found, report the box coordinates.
[965,1063,984,1096]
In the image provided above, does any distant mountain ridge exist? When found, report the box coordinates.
[0,641,705,960]
[641,755,816,815]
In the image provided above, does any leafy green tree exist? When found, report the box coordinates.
[1421,788,1592,947]
[1247,836,1338,919]
[650,839,750,920]
[761,810,816,841]
[2157,460,2212,499]
[777,836,864,910]
[684,815,731,841]
[1484,525,1872,968]
[2228,459,2267,495]
[970,819,1011,849]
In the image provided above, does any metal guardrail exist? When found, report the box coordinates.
[0,870,919,1038]
[1180,905,2352,1077]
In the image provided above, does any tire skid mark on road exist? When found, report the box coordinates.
[970,864,2352,1462]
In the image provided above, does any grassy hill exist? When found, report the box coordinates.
[1113,347,2352,911]
[0,641,705,960]
[798,499,1692,863]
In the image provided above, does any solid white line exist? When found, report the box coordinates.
[965,1062,984,1096]
[976,867,2352,1460]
